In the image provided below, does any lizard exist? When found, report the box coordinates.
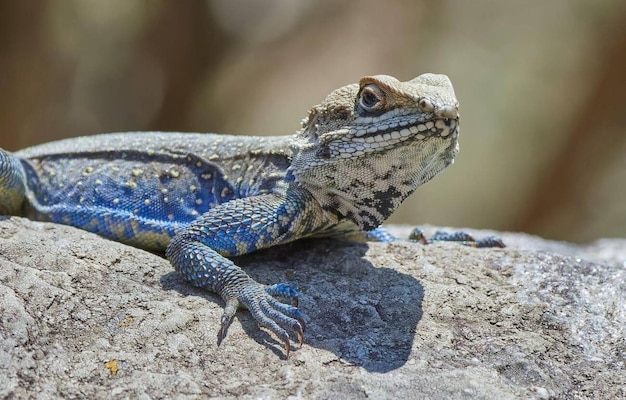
[0,73,502,355]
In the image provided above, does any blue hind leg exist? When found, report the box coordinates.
[366,226,505,248]
[410,228,505,248]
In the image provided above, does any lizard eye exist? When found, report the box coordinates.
[419,98,434,112]
[359,85,385,112]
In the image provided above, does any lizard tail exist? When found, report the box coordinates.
[0,149,27,215]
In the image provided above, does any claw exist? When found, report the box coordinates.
[283,338,291,356]
[218,315,231,346]
[283,316,305,353]
[217,298,238,346]
[297,328,304,348]
[296,316,306,333]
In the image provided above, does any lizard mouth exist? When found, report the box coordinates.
[335,117,459,155]
[351,117,458,142]
[317,117,459,159]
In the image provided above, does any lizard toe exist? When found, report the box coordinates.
[266,297,306,334]
[265,282,299,306]
[259,298,305,350]
[238,283,305,355]
[217,297,240,346]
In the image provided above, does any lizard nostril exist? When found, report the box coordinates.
[438,105,458,119]
[443,118,451,126]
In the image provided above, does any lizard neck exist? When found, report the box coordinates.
[290,134,459,231]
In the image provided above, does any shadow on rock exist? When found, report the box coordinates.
[292,239,424,372]
[161,238,423,372]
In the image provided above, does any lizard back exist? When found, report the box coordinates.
[15,132,293,251]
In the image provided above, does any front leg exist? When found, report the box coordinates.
[165,190,325,355]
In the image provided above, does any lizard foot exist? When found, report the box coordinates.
[409,228,505,248]
[219,282,305,356]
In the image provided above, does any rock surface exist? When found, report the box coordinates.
[0,217,624,399]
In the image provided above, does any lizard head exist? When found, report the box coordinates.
[289,73,460,231]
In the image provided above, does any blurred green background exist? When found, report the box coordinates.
[1,0,625,243]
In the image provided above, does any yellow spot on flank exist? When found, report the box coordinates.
[82,166,94,176]
[76,181,83,187]
[195,199,203,205]
[167,214,174,221]
[95,179,103,185]
[189,185,197,192]
[125,181,137,189]
[236,177,244,184]
[170,170,180,178]
[236,242,248,254]
[113,198,120,205]
[196,161,202,167]
[130,219,141,235]
[104,360,118,376]
[79,196,85,204]
[85,218,99,231]
[144,199,151,206]
[191,210,198,216]
[163,197,169,203]
[201,173,212,180]
[209,155,219,161]
[147,149,155,156]
[131,168,143,177]
[161,188,168,193]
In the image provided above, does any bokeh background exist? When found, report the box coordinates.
[1,0,625,243]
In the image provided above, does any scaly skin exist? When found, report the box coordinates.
[0,73,495,355]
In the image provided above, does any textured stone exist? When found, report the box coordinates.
[0,217,624,399]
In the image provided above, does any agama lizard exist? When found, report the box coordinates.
[0,73,501,355]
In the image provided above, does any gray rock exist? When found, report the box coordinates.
[0,217,624,399]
